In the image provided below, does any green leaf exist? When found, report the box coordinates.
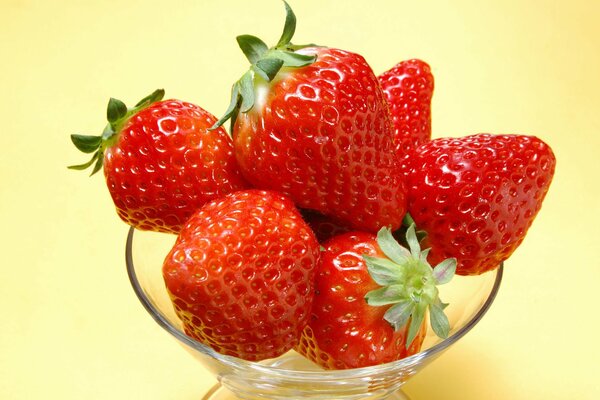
[402,212,416,228]
[271,49,316,67]
[429,302,450,339]
[365,285,406,306]
[376,227,411,265]
[67,152,99,171]
[254,58,284,82]
[406,302,427,348]
[236,35,268,64]
[134,88,165,108]
[90,152,104,176]
[419,248,431,263]
[363,255,404,286]
[210,84,240,131]
[405,224,421,259]
[285,42,318,51]
[276,0,296,48]
[252,65,270,82]
[436,298,449,310]
[101,124,116,141]
[106,98,127,123]
[432,258,457,285]
[71,134,101,153]
[239,71,255,113]
[383,300,414,331]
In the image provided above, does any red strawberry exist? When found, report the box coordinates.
[69,90,248,234]
[162,190,320,361]
[407,133,556,275]
[212,2,407,233]
[296,225,456,369]
[378,59,434,174]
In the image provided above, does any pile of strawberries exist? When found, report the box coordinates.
[70,2,555,369]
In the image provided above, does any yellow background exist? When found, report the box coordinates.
[1,0,599,398]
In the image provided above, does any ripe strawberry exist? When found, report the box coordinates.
[296,225,456,369]
[162,190,320,361]
[407,133,556,275]
[213,2,407,233]
[69,90,248,234]
[378,59,434,174]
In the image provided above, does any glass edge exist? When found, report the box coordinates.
[125,227,220,359]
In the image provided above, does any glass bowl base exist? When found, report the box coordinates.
[201,383,411,400]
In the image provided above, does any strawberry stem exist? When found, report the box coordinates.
[276,1,296,47]
[210,1,317,132]
[363,225,457,348]
[68,89,164,176]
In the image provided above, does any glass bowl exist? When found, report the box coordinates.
[126,227,503,400]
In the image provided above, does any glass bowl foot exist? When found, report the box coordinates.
[201,383,411,400]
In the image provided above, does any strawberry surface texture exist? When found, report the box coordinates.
[213,3,408,233]
[162,190,320,361]
[233,46,407,233]
[378,59,434,175]
[295,226,455,369]
[407,133,556,275]
[70,91,248,234]
[69,0,558,370]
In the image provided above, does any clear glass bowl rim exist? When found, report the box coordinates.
[126,227,503,380]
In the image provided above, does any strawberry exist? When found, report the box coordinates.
[407,133,556,275]
[162,190,320,361]
[296,225,456,369]
[69,90,248,234]
[212,2,407,233]
[378,59,434,174]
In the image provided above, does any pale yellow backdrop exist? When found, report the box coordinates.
[1,0,599,399]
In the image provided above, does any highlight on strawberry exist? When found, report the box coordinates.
[69,90,248,234]
[69,0,557,372]
[406,133,556,275]
[296,225,456,369]
[378,58,435,176]
[212,1,408,233]
[162,190,320,361]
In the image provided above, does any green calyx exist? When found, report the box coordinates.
[364,224,457,348]
[67,89,164,176]
[211,1,317,132]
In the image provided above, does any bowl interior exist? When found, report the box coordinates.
[126,227,503,375]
